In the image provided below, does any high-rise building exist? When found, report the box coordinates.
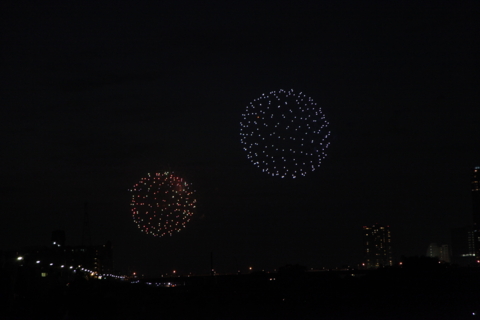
[450,167,480,266]
[472,167,480,225]
[472,166,480,260]
[426,243,450,263]
[363,224,393,269]
[451,226,476,266]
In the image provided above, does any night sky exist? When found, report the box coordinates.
[2,1,480,276]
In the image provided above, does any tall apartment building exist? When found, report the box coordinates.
[363,224,393,269]
[426,243,450,263]
[472,166,480,260]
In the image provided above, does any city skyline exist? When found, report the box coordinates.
[2,1,480,276]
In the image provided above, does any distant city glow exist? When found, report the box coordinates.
[129,172,197,237]
[240,89,331,178]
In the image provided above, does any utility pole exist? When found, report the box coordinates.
[82,202,92,246]
[210,252,215,276]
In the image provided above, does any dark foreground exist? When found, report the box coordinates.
[3,267,480,319]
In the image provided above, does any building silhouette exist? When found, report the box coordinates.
[451,226,476,266]
[7,231,114,281]
[472,167,480,223]
[451,167,480,266]
[426,243,450,263]
[363,224,393,269]
[472,166,480,260]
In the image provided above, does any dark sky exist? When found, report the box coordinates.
[2,1,480,276]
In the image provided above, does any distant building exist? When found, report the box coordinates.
[1,232,117,300]
[451,226,476,266]
[472,167,480,225]
[64,242,114,274]
[472,166,480,259]
[10,231,114,277]
[426,243,450,263]
[363,224,393,269]
[448,167,480,266]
